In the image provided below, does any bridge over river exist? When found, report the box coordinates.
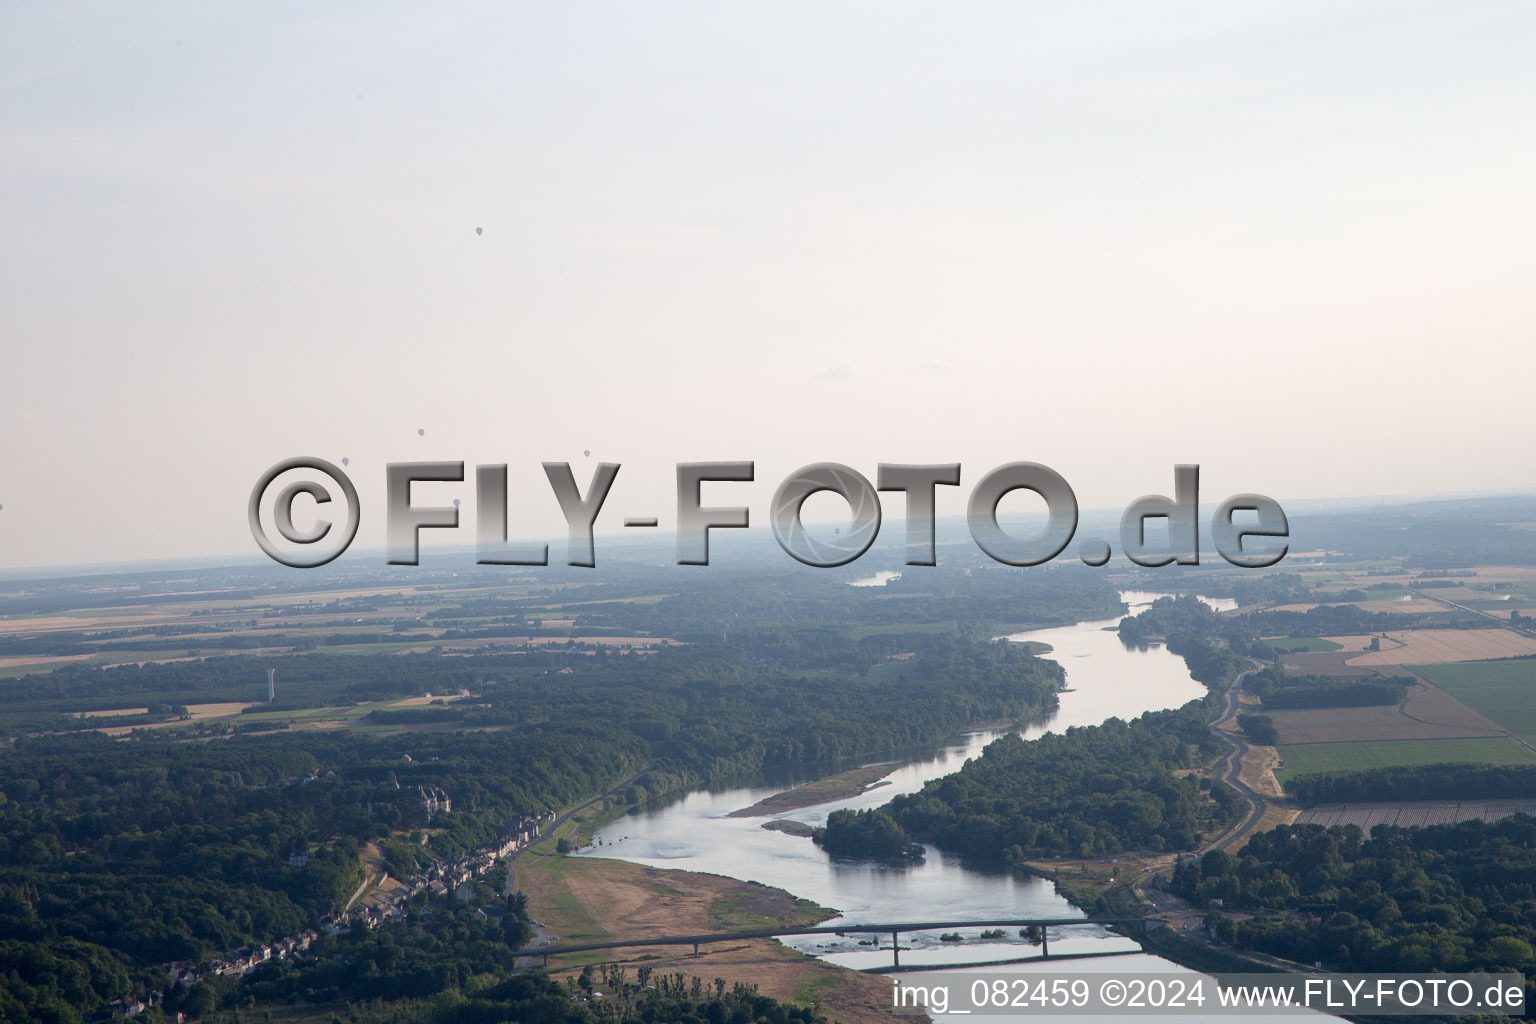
[517,916,1163,972]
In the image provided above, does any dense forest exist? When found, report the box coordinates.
[811,808,917,859]
[1116,593,1423,658]
[1172,819,1536,984]
[1236,713,1279,745]
[1115,596,1248,683]
[0,728,639,1020]
[244,970,830,1024]
[0,570,1093,1021]
[815,593,1262,865]
[828,706,1241,861]
[1244,665,1412,710]
[7,497,1536,1020]
[0,566,1119,735]
[1284,764,1536,805]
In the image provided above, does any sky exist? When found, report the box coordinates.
[1,1,1534,570]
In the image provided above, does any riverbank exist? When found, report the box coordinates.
[560,590,1231,1004]
[515,850,896,1023]
[726,762,902,817]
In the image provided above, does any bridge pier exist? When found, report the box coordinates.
[512,916,1147,969]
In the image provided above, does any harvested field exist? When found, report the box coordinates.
[1470,566,1536,581]
[86,701,257,736]
[1354,599,1445,614]
[1296,801,1536,829]
[0,613,168,635]
[390,695,470,707]
[78,706,149,718]
[1279,651,1380,678]
[1404,587,1487,604]
[1346,629,1536,666]
[0,653,96,670]
[1264,686,1505,745]
[1320,635,1390,653]
[183,701,258,719]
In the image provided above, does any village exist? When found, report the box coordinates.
[89,808,555,1023]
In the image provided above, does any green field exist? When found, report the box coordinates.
[1264,637,1343,653]
[1275,736,1536,783]
[235,699,404,725]
[1415,659,1536,744]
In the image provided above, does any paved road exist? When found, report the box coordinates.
[1410,585,1536,636]
[505,774,639,969]
[509,773,641,868]
[500,776,638,970]
[1128,664,1353,976]
[1203,661,1270,854]
[1133,661,1268,923]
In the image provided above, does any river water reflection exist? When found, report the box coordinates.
[578,591,1315,1018]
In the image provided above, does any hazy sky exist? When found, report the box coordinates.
[2,2,1533,569]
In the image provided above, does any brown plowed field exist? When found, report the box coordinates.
[1265,682,1505,745]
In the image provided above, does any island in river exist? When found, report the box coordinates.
[726,762,902,818]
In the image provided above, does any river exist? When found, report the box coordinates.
[577,590,1313,1019]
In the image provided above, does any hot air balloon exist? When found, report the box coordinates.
[418,428,425,437]
[342,457,349,466]
[453,499,461,507]
[475,227,483,236]
[583,449,591,458]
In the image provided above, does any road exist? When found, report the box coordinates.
[1128,664,1365,977]
[506,774,639,969]
[1202,660,1271,853]
[508,773,641,872]
[1132,662,1268,924]
[1127,661,1300,969]
[1410,585,1536,636]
